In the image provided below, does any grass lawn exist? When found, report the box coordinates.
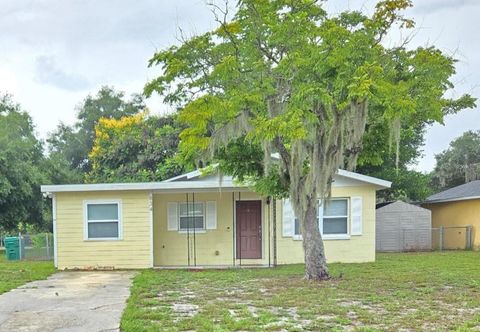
[122,252,480,331]
[0,252,55,294]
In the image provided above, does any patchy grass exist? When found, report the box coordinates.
[122,252,480,331]
[0,252,55,294]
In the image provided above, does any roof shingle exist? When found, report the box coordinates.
[426,180,480,203]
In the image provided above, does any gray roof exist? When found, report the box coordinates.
[377,200,430,212]
[426,180,480,203]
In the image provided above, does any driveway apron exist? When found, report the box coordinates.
[0,271,135,332]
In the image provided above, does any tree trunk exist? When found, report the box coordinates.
[301,196,329,280]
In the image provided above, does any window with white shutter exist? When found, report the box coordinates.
[282,199,294,237]
[350,196,363,235]
[206,201,217,230]
[167,202,178,231]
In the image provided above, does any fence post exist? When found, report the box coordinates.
[18,232,22,260]
[439,226,444,251]
[466,226,472,250]
[46,233,50,259]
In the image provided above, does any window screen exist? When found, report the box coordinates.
[178,202,205,230]
[323,199,348,235]
[86,203,120,239]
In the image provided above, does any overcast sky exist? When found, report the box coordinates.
[1,0,479,172]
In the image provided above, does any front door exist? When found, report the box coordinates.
[236,200,262,259]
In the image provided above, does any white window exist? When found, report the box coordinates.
[84,201,122,240]
[323,199,348,235]
[178,202,205,231]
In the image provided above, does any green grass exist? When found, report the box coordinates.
[121,252,480,331]
[0,252,55,294]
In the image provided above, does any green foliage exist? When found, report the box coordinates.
[47,86,145,178]
[357,120,432,201]
[431,130,480,190]
[146,0,474,200]
[145,0,474,277]
[0,95,47,232]
[30,233,53,249]
[86,113,186,183]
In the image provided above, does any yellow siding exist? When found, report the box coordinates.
[55,191,151,269]
[276,186,377,264]
[423,199,479,250]
[153,186,377,266]
[153,192,271,266]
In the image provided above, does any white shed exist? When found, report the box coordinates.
[376,201,432,252]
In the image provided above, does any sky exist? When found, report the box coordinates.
[0,0,479,172]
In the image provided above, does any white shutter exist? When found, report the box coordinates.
[318,199,324,234]
[351,196,363,235]
[167,202,178,231]
[282,199,294,237]
[206,201,217,230]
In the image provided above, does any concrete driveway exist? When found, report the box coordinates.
[0,271,135,332]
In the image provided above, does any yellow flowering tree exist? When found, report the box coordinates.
[87,112,185,183]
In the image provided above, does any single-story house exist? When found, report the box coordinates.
[376,201,432,252]
[41,169,391,270]
[423,181,479,250]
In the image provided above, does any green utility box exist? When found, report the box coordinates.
[4,237,24,261]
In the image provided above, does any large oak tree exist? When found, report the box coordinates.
[146,0,474,280]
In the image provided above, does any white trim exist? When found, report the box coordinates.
[292,234,303,241]
[149,192,154,268]
[52,194,58,268]
[292,234,351,241]
[178,230,207,234]
[83,199,123,241]
[337,169,391,189]
[162,164,220,182]
[41,169,390,193]
[41,180,242,193]
[323,234,351,240]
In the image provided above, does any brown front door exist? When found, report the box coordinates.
[236,200,262,259]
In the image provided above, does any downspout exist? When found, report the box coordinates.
[273,199,277,267]
[193,192,197,267]
[232,192,236,267]
[149,192,154,268]
[267,196,271,267]
[186,193,190,266]
[52,193,58,268]
[238,192,242,266]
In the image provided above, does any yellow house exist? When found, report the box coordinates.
[423,180,480,250]
[41,169,391,270]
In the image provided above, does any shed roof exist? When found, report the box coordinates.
[376,200,430,213]
[425,180,480,204]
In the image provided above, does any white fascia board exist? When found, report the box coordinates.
[336,169,392,189]
[162,164,220,182]
[41,180,246,193]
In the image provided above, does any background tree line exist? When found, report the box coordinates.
[0,86,186,233]
[0,75,476,233]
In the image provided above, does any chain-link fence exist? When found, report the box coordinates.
[0,233,54,261]
[432,226,473,251]
[378,226,473,252]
